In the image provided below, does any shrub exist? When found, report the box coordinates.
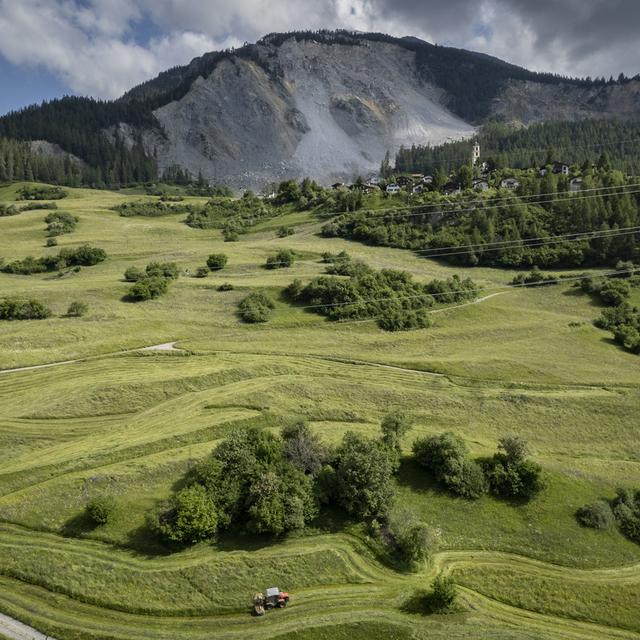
[0,203,19,217]
[413,432,487,499]
[206,253,228,271]
[128,276,170,301]
[380,411,413,471]
[86,495,116,526]
[598,279,631,306]
[483,436,545,500]
[388,509,438,569]
[426,576,457,613]
[511,267,556,286]
[195,266,209,278]
[17,185,67,200]
[611,488,640,544]
[156,484,219,544]
[576,501,615,530]
[277,226,294,237]
[46,237,58,247]
[265,249,295,269]
[0,298,52,320]
[145,262,179,280]
[238,292,275,323]
[124,266,144,282]
[114,201,191,217]
[217,282,234,291]
[45,211,78,236]
[2,245,106,275]
[66,301,88,317]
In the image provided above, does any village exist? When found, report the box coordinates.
[330,142,585,198]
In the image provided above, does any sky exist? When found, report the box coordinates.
[0,0,639,115]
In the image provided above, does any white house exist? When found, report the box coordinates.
[473,179,489,191]
[552,162,570,176]
[569,177,584,192]
[500,178,520,190]
[386,184,401,194]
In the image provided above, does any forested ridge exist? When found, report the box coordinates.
[396,120,640,176]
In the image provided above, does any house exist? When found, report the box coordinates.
[362,183,380,194]
[412,184,425,194]
[569,177,584,192]
[386,184,401,194]
[423,175,434,184]
[331,182,345,190]
[552,162,570,176]
[443,181,461,195]
[368,175,380,185]
[473,179,489,191]
[410,173,424,181]
[500,178,520,190]
[396,176,413,187]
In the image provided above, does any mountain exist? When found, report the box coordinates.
[2,30,640,189]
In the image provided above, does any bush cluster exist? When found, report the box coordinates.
[1,245,106,274]
[578,489,640,544]
[585,274,640,354]
[265,249,295,269]
[511,267,557,286]
[124,262,179,300]
[114,201,192,217]
[413,433,544,501]
[0,297,52,320]
[20,202,58,211]
[66,301,88,317]
[17,185,67,200]
[286,259,475,331]
[238,292,275,323]
[45,211,78,236]
[0,203,19,217]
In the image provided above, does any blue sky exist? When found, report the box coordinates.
[1,0,638,116]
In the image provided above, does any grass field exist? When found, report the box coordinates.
[0,182,639,639]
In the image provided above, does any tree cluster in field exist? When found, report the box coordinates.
[273,178,364,213]
[396,120,640,176]
[238,292,276,323]
[284,256,476,331]
[45,211,78,236]
[577,489,640,544]
[113,201,194,217]
[206,253,227,271]
[17,185,68,200]
[124,262,179,301]
[153,417,409,545]
[1,245,107,275]
[265,249,295,269]
[413,433,544,500]
[580,271,640,354]
[184,192,273,239]
[0,297,51,320]
[323,168,640,270]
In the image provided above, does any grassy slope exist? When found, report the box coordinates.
[0,183,639,639]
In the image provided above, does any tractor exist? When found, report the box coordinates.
[253,587,289,616]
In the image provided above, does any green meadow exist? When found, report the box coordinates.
[0,182,639,639]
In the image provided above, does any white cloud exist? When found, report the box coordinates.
[0,0,637,101]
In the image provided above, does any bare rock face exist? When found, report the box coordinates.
[135,38,475,189]
[29,140,84,165]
